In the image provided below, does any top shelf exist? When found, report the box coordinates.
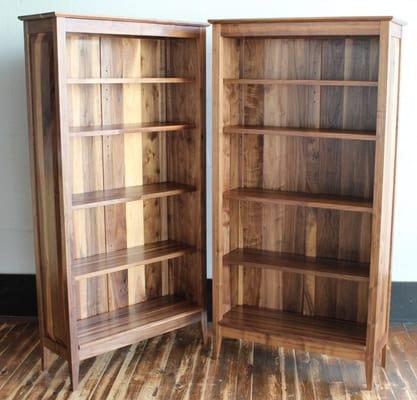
[223,79,378,87]
[67,77,195,84]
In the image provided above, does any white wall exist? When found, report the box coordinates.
[1,0,416,280]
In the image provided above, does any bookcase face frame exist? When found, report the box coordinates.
[21,13,207,389]
[211,17,402,390]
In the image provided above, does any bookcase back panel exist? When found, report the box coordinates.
[237,37,379,80]
[67,33,201,318]
[166,38,205,305]
[29,32,68,344]
[224,203,371,321]
[232,136,375,197]
[220,36,378,323]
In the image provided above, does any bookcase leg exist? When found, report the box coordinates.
[41,346,53,371]
[381,344,387,368]
[69,360,80,391]
[365,359,375,390]
[200,311,208,345]
[213,335,222,359]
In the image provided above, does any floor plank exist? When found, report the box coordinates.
[0,322,416,399]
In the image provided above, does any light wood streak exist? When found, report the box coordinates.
[69,121,194,136]
[67,77,195,84]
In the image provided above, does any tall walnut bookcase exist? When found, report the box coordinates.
[211,17,403,389]
[20,12,207,389]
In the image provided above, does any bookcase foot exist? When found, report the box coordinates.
[213,335,222,359]
[200,311,208,345]
[41,346,53,371]
[365,359,375,390]
[381,344,387,368]
[70,360,80,391]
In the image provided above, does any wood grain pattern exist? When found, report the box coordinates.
[21,14,206,390]
[67,33,108,323]
[224,248,370,282]
[212,18,401,390]
[73,240,195,280]
[212,18,403,39]
[219,305,367,360]
[224,125,377,141]
[67,77,195,84]
[2,321,417,399]
[224,78,378,86]
[366,21,402,390]
[72,182,195,209]
[224,188,373,213]
[19,11,209,27]
[77,295,202,360]
[28,31,69,347]
[69,121,194,136]
[208,16,402,24]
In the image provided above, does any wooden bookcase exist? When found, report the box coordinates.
[211,17,403,389]
[20,12,207,389]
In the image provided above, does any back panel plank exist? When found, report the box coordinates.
[67,34,108,319]
[226,37,377,322]
[68,34,204,319]
[140,38,167,300]
[166,37,205,304]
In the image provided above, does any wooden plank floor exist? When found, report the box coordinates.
[0,321,417,399]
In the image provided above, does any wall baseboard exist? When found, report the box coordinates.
[390,282,417,322]
[1,275,416,323]
[0,274,37,317]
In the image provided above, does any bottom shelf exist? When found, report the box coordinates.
[219,305,366,361]
[78,295,202,360]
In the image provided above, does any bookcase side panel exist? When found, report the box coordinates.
[213,34,241,325]
[367,23,402,367]
[28,30,69,346]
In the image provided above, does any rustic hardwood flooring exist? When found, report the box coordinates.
[0,321,417,399]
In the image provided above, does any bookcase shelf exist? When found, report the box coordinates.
[212,17,402,390]
[77,295,202,360]
[73,240,194,280]
[219,305,367,361]
[69,122,194,137]
[224,188,373,213]
[224,78,378,87]
[224,125,377,141]
[224,248,370,282]
[21,13,207,390]
[72,182,195,209]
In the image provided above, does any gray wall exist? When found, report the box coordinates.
[1,0,416,280]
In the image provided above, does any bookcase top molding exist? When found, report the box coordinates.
[209,16,404,37]
[18,11,209,27]
[208,16,405,25]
